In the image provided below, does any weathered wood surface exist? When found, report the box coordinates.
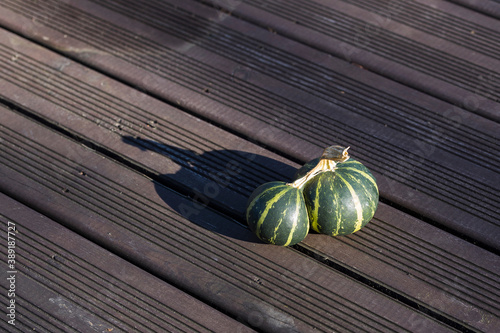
[0,193,254,332]
[446,0,500,17]
[1,107,465,332]
[0,0,499,332]
[1,0,498,250]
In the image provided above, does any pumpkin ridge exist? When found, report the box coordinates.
[329,177,341,235]
[339,166,378,194]
[311,176,322,232]
[337,173,364,233]
[255,187,290,238]
[283,190,302,246]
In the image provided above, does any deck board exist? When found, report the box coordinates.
[0,194,254,333]
[209,0,500,119]
[445,0,500,18]
[0,1,498,249]
[1,37,499,329]
[0,0,499,332]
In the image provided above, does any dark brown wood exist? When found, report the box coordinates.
[302,209,500,332]
[445,0,500,18]
[0,195,252,332]
[0,1,498,250]
[0,107,461,332]
[1,26,499,330]
[208,0,500,121]
[0,0,499,331]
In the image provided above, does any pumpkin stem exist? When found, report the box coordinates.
[321,145,350,162]
[288,145,350,189]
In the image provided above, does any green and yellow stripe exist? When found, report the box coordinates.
[337,173,364,233]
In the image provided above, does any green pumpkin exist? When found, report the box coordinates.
[246,181,310,246]
[293,147,379,236]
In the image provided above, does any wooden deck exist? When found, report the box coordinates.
[0,0,499,332]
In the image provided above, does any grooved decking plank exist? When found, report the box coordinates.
[446,0,500,18]
[207,0,500,121]
[0,195,252,333]
[0,108,461,333]
[349,0,500,61]
[0,3,498,250]
[301,213,500,332]
[1,33,499,331]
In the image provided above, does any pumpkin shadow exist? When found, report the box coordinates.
[122,136,297,243]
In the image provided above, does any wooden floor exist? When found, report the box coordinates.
[0,0,499,332]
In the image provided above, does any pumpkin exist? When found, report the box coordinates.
[245,145,378,245]
[292,146,379,236]
[246,181,310,246]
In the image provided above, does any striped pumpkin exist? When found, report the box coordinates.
[294,148,379,236]
[246,181,310,246]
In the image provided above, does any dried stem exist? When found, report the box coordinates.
[288,145,350,189]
